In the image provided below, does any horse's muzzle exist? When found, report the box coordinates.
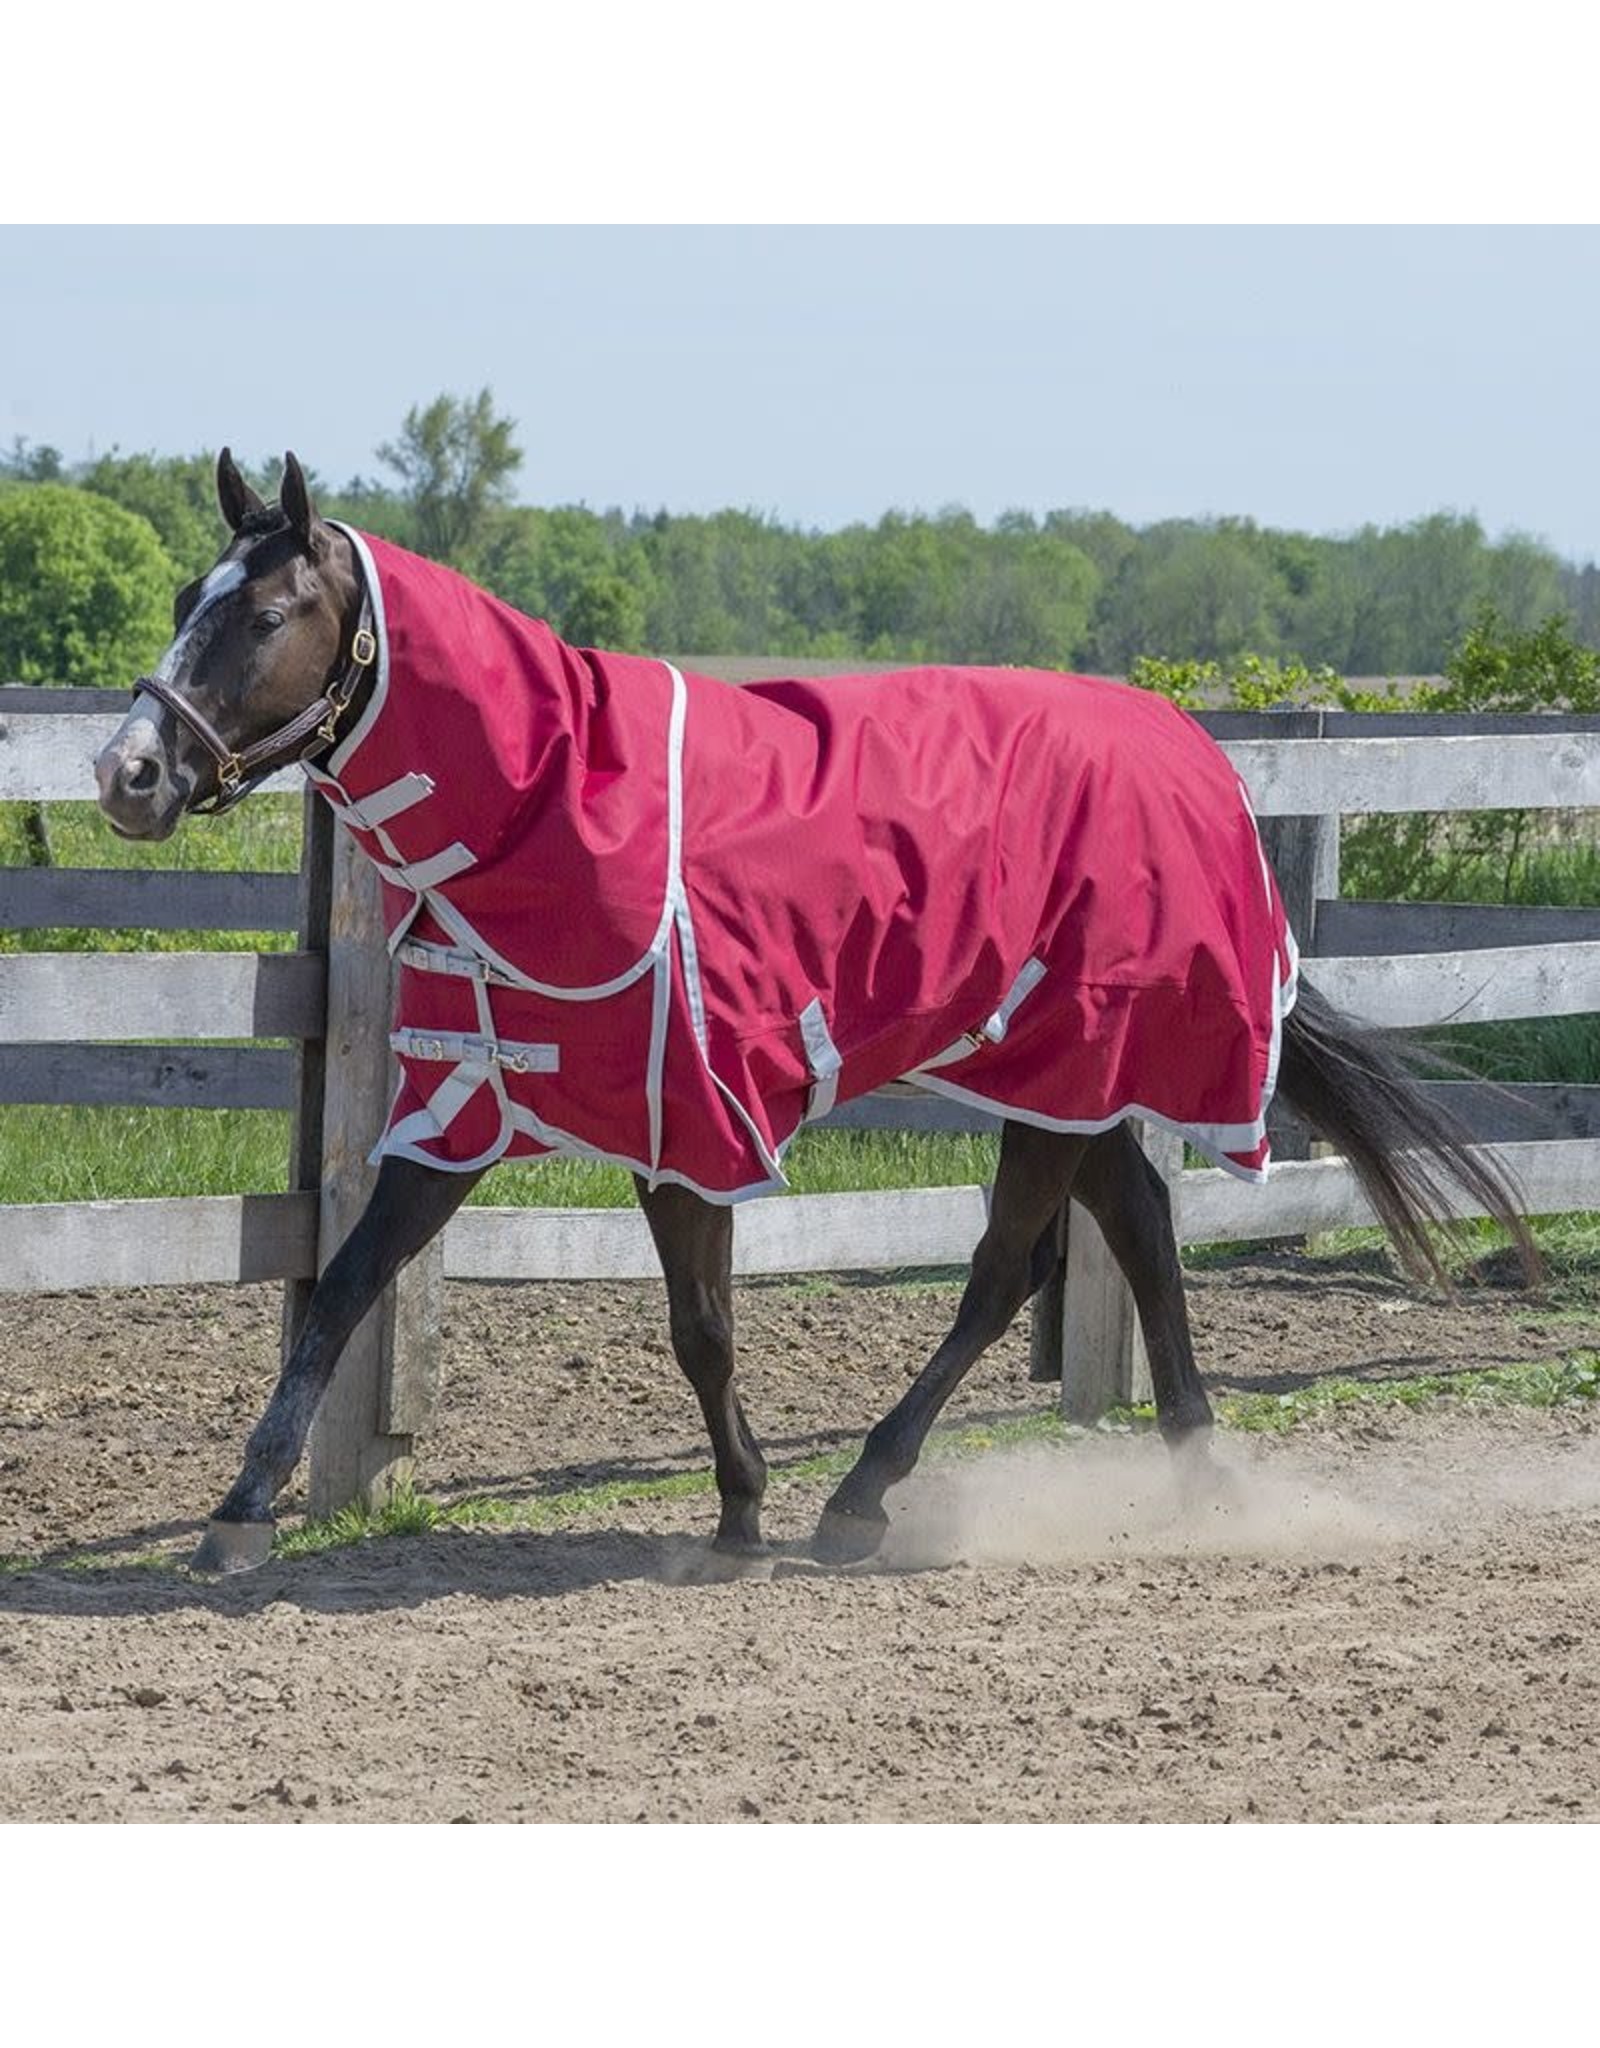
[94,723,188,840]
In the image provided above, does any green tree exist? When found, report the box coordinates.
[956,526,1099,665]
[1095,521,1280,667]
[475,504,657,647]
[563,571,648,650]
[1559,560,1600,650]
[1044,508,1138,591]
[78,449,225,582]
[1338,513,1488,674]
[0,437,64,482]
[1481,532,1565,632]
[0,483,173,688]
[376,388,522,565]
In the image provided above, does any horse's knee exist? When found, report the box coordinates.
[668,1293,734,1390]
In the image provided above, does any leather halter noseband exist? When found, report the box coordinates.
[132,577,378,815]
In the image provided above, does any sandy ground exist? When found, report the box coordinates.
[3,1250,1598,1822]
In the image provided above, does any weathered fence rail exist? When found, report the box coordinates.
[6,685,1600,1508]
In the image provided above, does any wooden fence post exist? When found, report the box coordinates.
[280,787,331,1363]
[304,818,443,1516]
[1258,812,1340,952]
[1258,810,1339,1167]
[1053,1123,1181,1422]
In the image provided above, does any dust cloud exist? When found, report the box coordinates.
[880,1428,1600,1570]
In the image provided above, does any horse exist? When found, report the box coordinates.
[95,450,1538,1575]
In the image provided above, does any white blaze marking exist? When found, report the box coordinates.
[152,558,247,683]
[111,694,168,753]
[103,557,249,772]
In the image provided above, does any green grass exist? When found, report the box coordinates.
[0,1103,294,1203]
[1296,1210,1600,1301]
[1,796,303,879]
[1213,1352,1600,1434]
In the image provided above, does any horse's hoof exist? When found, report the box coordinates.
[811,1504,888,1566]
[191,1518,276,1575]
[1173,1447,1243,1518]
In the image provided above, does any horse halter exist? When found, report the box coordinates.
[132,581,379,816]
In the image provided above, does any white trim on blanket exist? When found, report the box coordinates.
[1240,776,1302,1115]
[323,524,392,778]
[654,665,791,1188]
[906,948,1301,1187]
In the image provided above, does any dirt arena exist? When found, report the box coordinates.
[3,1250,1599,1822]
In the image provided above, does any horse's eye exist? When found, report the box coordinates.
[253,609,285,635]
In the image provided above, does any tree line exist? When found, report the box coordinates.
[3,388,1597,692]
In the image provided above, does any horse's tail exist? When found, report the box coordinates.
[1275,975,1542,1288]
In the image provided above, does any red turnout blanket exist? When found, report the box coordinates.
[307,528,1298,1200]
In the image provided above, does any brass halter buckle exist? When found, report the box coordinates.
[316,626,378,747]
[317,626,378,746]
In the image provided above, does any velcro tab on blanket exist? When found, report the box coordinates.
[322,772,436,832]
[799,997,842,1119]
[982,957,1047,1043]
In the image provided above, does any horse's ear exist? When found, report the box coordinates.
[216,446,265,532]
[279,451,323,556]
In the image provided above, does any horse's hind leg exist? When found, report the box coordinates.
[635,1179,768,1554]
[813,1122,1088,1564]
[193,1157,484,1573]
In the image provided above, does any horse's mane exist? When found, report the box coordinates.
[237,506,292,541]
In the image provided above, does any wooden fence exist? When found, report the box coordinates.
[6,686,1600,1508]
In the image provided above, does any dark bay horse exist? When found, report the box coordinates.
[96,451,1538,1574]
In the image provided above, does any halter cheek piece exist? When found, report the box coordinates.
[131,584,378,816]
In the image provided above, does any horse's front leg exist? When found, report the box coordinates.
[634,1179,768,1554]
[192,1157,485,1573]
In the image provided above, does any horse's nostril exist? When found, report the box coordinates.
[124,756,161,795]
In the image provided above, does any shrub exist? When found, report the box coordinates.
[0,483,173,690]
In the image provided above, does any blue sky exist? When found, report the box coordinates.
[4,225,1597,561]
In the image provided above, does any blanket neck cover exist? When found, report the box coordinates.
[307,527,1299,1202]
